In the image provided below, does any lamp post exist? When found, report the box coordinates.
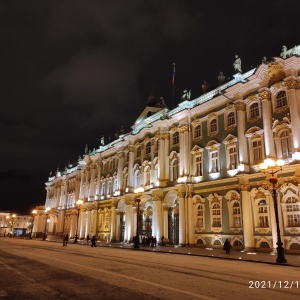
[74,199,83,243]
[43,207,50,241]
[30,209,37,239]
[259,158,287,264]
[6,214,16,237]
[134,187,144,249]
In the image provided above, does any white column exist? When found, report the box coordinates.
[259,88,275,157]
[268,193,277,251]
[285,77,300,150]
[95,160,102,200]
[127,146,135,189]
[163,207,168,239]
[158,133,165,182]
[89,166,96,200]
[115,211,121,242]
[187,185,194,245]
[178,187,186,245]
[240,185,254,250]
[110,204,116,242]
[117,152,125,193]
[125,200,133,242]
[235,101,249,171]
[79,170,85,200]
[164,133,170,181]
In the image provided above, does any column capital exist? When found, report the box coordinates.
[234,100,245,111]
[284,76,299,90]
[258,88,271,101]
[178,124,189,133]
[239,184,250,192]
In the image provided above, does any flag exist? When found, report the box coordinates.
[172,63,176,86]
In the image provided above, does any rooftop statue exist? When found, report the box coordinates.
[233,55,242,73]
[201,80,210,94]
[100,135,105,146]
[280,45,287,59]
[181,90,191,101]
[85,144,88,154]
[217,72,225,86]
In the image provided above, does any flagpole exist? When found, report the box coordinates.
[172,62,176,109]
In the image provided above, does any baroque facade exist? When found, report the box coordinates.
[34,45,300,252]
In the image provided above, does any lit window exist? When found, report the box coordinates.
[252,140,263,165]
[276,91,287,108]
[145,142,151,155]
[227,112,235,126]
[173,132,179,145]
[250,103,259,118]
[210,119,218,134]
[258,200,269,228]
[194,125,201,139]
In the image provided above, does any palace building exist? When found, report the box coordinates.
[33,45,300,252]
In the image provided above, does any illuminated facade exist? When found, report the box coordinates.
[37,45,300,252]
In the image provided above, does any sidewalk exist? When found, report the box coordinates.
[46,236,300,267]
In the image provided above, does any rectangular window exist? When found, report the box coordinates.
[233,216,241,227]
[259,216,269,227]
[195,156,202,176]
[253,140,263,165]
[229,146,238,169]
[212,217,221,227]
[211,152,219,173]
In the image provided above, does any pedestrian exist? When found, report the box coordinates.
[87,234,90,245]
[63,235,66,246]
[91,235,96,247]
[142,236,146,247]
[223,239,232,254]
[65,234,69,246]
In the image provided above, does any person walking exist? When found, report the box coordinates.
[91,235,96,247]
[65,234,69,246]
[223,239,232,254]
[87,234,90,245]
[62,234,66,246]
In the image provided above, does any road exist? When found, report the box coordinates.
[0,238,299,300]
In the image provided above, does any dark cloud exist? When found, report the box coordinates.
[0,0,299,214]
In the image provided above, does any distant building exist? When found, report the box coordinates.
[39,45,300,252]
[0,212,32,236]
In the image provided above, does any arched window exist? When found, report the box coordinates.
[173,132,179,145]
[171,159,179,181]
[280,130,293,159]
[195,155,202,176]
[252,140,263,165]
[196,204,204,227]
[144,166,150,186]
[134,170,141,188]
[258,200,269,227]
[210,119,218,134]
[232,202,241,227]
[286,197,300,227]
[250,103,259,118]
[212,203,221,227]
[145,142,151,155]
[194,125,201,139]
[227,112,235,126]
[276,91,287,108]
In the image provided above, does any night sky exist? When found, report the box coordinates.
[1,0,299,214]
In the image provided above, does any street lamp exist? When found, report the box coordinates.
[259,158,287,264]
[6,214,16,237]
[30,209,37,239]
[43,207,50,241]
[74,199,83,243]
[134,187,144,249]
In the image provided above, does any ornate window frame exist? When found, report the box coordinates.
[207,193,223,232]
[246,99,261,123]
[205,140,221,175]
